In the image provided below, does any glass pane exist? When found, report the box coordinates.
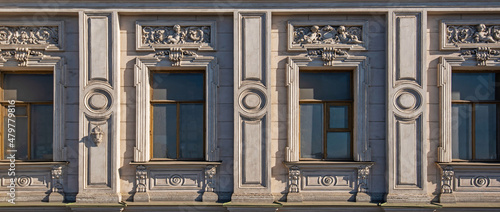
[329,105,348,129]
[299,72,351,100]
[14,105,27,116]
[31,105,53,160]
[475,104,498,160]
[452,104,472,160]
[452,73,498,101]
[3,74,53,102]
[300,104,323,159]
[3,115,28,160]
[326,132,351,159]
[152,104,177,159]
[179,104,204,159]
[152,73,204,101]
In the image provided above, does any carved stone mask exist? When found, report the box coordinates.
[91,125,104,146]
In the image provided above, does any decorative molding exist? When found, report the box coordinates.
[154,48,198,66]
[136,21,216,51]
[0,21,64,51]
[286,55,370,162]
[288,21,368,51]
[134,55,219,162]
[460,47,500,66]
[149,171,202,190]
[441,20,500,50]
[307,47,349,66]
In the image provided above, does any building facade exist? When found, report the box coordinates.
[0,0,500,211]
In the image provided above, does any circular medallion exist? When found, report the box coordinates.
[322,175,335,186]
[89,93,108,110]
[170,174,183,186]
[237,84,268,119]
[474,176,488,187]
[243,93,261,109]
[84,88,112,114]
[17,176,31,187]
[397,92,416,109]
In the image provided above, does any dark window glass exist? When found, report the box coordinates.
[299,71,352,160]
[452,72,500,161]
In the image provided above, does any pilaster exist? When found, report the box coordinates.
[77,11,120,203]
[386,10,428,202]
[232,11,273,203]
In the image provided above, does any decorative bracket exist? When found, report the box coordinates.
[133,165,150,202]
[461,47,500,66]
[440,166,454,194]
[307,47,349,66]
[0,47,44,66]
[48,165,65,202]
[154,47,198,66]
[288,166,300,193]
[357,165,371,193]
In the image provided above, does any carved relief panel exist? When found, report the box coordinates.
[287,21,368,51]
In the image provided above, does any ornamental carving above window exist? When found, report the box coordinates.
[142,25,211,45]
[0,26,58,45]
[447,24,500,44]
[293,25,362,45]
[136,21,216,51]
[287,21,368,51]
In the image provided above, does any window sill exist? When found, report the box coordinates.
[130,161,221,167]
[284,161,373,169]
[437,161,500,168]
[0,161,68,169]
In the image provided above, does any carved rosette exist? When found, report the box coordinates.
[440,166,454,194]
[288,166,300,193]
[204,165,217,192]
[51,165,64,193]
[17,175,32,187]
[135,165,147,193]
[474,176,489,187]
[357,165,371,193]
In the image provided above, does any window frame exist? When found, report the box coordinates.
[149,70,207,161]
[134,56,219,163]
[285,56,370,163]
[298,70,354,161]
[450,70,500,162]
[438,56,500,163]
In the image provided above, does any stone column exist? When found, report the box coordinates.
[77,11,121,202]
[232,11,273,203]
[386,11,428,202]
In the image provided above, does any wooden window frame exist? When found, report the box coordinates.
[451,70,500,162]
[298,70,354,161]
[0,71,54,161]
[149,70,206,161]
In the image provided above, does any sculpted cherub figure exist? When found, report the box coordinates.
[337,25,362,44]
[167,24,185,44]
[474,24,496,43]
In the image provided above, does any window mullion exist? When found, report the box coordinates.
[176,102,180,160]
[472,102,476,160]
